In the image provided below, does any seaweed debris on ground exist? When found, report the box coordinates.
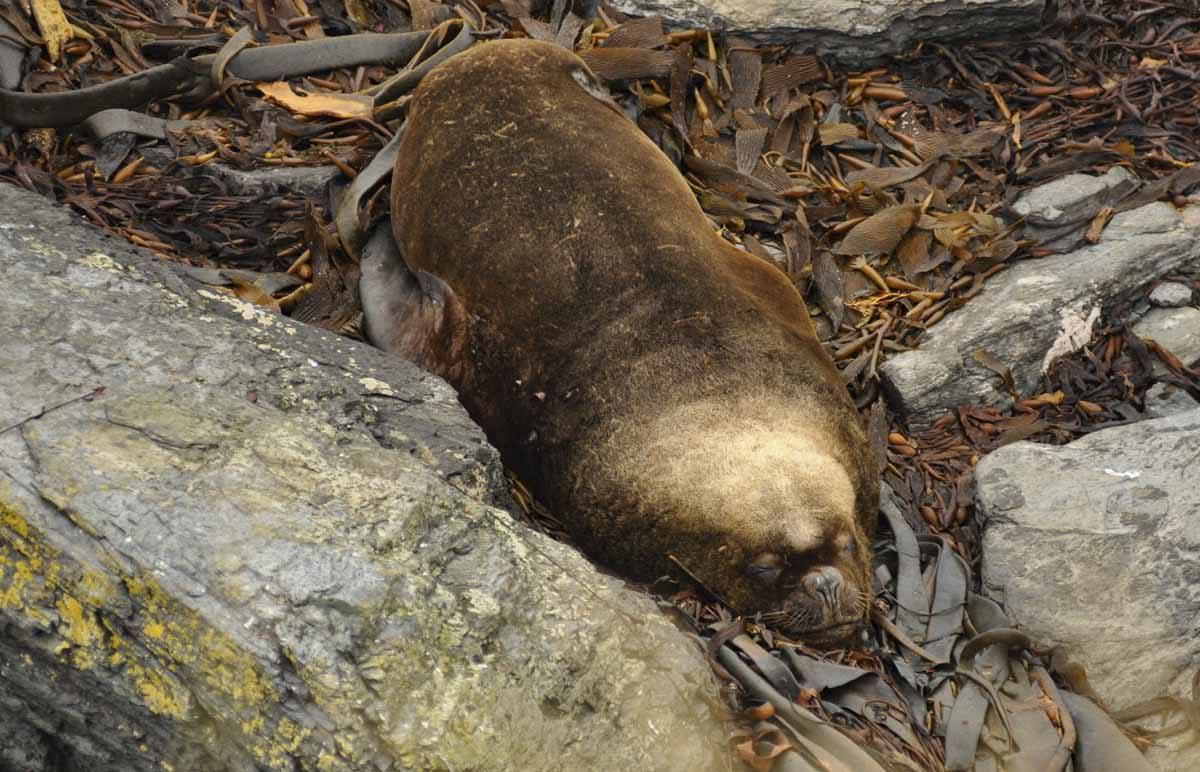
[3,0,1199,769]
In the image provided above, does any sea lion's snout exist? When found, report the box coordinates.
[773,562,868,642]
[801,566,845,610]
[742,525,872,643]
[744,540,871,644]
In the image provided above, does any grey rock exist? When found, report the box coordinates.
[1149,281,1195,308]
[1143,382,1198,418]
[1011,167,1137,227]
[613,0,1043,63]
[880,200,1200,430]
[0,182,728,772]
[976,409,1200,771]
[1133,305,1200,377]
[0,701,51,771]
[1009,167,1139,251]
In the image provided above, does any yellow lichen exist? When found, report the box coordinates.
[196,288,277,325]
[247,715,313,769]
[276,717,309,752]
[0,503,199,727]
[2,499,322,770]
[124,572,293,763]
[56,595,102,645]
[124,574,167,613]
[126,663,189,720]
[55,595,104,669]
[106,625,128,667]
[1,557,34,609]
[197,628,271,705]
[0,497,51,617]
[0,500,31,538]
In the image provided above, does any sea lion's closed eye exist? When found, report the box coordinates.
[745,552,784,585]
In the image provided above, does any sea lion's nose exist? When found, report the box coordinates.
[803,567,844,609]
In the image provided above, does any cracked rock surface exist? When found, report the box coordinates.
[0,182,727,772]
[613,0,1043,63]
[975,408,1200,771]
[880,193,1200,430]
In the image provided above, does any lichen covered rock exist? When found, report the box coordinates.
[0,182,727,772]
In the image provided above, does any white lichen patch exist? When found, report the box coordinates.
[463,588,501,619]
[1014,273,1055,287]
[358,377,395,396]
[153,284,190,309]
[196,288,277,326]
[255,342,291,359]
[18,235,68,260]
[489,513,533,562]
[81,252,120,271]
[80,251,140,278]
[1042,303,1101,373]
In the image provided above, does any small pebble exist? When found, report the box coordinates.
[1148,281,1194,308]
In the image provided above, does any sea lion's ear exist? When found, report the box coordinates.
[745,552,784,585]
[359,218,466,377]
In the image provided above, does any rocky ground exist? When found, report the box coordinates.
[2,0,1200,771]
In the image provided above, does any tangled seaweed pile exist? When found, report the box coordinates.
[3,0,1200,769]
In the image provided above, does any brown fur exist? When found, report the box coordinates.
[379,39,880,641]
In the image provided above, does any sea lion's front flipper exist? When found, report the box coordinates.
[359,218,467,380]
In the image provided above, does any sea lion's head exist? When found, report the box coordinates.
[695,444,875,645]
[598,395,877,646]
[730,508,874,644]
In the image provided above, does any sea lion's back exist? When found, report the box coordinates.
[391,40,715,330]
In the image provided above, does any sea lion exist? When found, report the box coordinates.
[361,39,880,643]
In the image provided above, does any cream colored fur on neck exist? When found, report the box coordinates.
[605,394,857,552]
